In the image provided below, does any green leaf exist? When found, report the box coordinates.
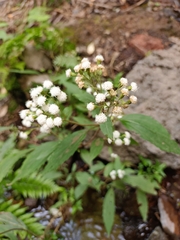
[104,162,114,177]
[76,172,92,185]
[27,7,50,23]
[90,138,104,159]
[43,130,87,173]
[74,184,88,199]
[136,189,148,221]
[121,114,180,154]
[80,138,104,166]
[89,161,104,173]
[73,91,94,104]
[100,117,113,139]
[103,188,115,236]
[0,133,17,160]
[0,149,30,183]
[12,141,59,182]
[73,115,92,125]
[123,175,159,194]
[0,212,26,232]
[9,69,39,74]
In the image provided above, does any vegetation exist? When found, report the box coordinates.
[0,6,180,239]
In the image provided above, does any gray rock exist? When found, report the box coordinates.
[148,226,169,240]
[103,38,180,169]
[23,44,52,71]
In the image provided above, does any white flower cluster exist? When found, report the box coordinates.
[108,130,131,146]
[65,55,138,124]
[110,169,125,180]
[19,80,67,138]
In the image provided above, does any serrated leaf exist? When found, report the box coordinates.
[100,117,113,139]
[136,189,148,221]
[74,184,88,199]
[76,172,92,185]
[74,91,94,103]
[73,115,92,125]
[42,130,87,173]
[103,188,115,236]
[120,114,180,154]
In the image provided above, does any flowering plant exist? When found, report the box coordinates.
[15,55,180,235]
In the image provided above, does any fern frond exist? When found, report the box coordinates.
[0,200,44,238]
[12,173,60,198]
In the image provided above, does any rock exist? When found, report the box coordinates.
[158,195,180,237]
[148,226,169,240]
[23,44,52,71]
[129,33,165,56]
[102,38,180,169]
[19,74,50,96]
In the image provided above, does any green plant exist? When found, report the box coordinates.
[0,200,44,239]
[0,7,76,93]
[1,55,180,237]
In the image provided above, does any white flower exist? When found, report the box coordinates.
[95,113,107,124]
[57,91,67,102]
[66,69,72,77]
[30,86,43,99]
[40,124,50,133]
[46,117,55,128]
[112,106,122,115]
[74,64,81,72]
[86,87,92,94]
[25,100,33,108]
[93,92,97,96]
[121,88,129,96]
[22,119,32,127]
[124,138,131,146]
[125,131,131,139]
[43,80,53,89]
[131,82,138,92]
[110,153,118,159]
[50,86,61,97]
[36,109,43,116]
[26,115,34,122]
[113,130,120,139]
[81,58,89,62]
[117,169,125,179]
[75,75,82,84]
[81,59,91,70]
[110,170,117,180]
[87,102,95,111]
[36,114,47,125]
[115,139,123,146]
[102,81,113,91]
[54,117,62,126]
[19,109,29,119]
[97,64,105,70]
[107,138,112,144]
[95,93,106,103]
[130,95,137,104]
[120,78,128,86]
[36,95,46,107]
[48,104,60,115]
[19,131,28,139]
[30,107,37,112]
[95,55,104,62]
[42,104,49,112]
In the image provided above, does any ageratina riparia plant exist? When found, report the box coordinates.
[19,55,138,148]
